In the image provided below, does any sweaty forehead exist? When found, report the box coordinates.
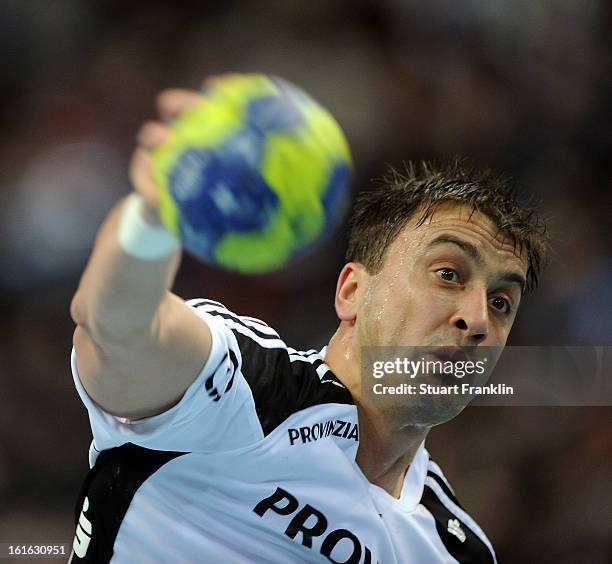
[420,203,501,239]
[391,203,528,269]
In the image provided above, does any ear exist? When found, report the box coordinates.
[335,263,366,323]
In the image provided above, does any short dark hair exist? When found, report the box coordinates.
[346,161,548,291]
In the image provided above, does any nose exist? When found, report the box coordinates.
[450,288,489,344]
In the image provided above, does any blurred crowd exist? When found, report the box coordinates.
[0,1,610,562]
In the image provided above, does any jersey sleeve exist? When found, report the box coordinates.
[71,299,274,459]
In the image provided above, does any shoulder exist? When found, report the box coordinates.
[186,298,354,435]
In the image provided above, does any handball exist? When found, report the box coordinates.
[152,73,353,273]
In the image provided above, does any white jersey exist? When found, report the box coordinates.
[70,299,497,564]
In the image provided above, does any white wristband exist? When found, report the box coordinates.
[117,194,180,260]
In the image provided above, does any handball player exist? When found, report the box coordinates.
[68,86,547,563]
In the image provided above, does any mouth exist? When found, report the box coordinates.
[430,346,469,364]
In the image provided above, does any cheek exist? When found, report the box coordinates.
[490,318,514,346]
[378,288,422,342]
[430,290,457,313]
[359,277,406,343]
[361,275,394,322]
[409,278,458,327]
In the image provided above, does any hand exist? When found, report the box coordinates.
[128,88,203,215]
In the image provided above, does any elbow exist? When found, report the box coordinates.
[70,287,157,352]
[71,290,103,346]
[71,290,86,328]
[71,294,103,353]
[70,292,118,350]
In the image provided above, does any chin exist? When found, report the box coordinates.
[401,399,470,428]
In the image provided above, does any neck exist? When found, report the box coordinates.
[355,402,429,498]
[326,326,430,499]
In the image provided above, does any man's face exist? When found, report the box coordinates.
[356,203,528,424]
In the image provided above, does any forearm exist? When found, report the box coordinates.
[71,195,181,346]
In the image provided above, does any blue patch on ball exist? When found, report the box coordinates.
[322,162,352,232]
[167,129,280,261]
[246,94,304,133]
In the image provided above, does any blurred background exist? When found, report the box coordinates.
[0,0,610,562]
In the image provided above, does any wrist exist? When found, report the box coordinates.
[139,199,164,227]
[118,194,180,260]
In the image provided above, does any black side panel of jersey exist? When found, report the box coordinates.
[233,330,354,435]
[195,304,354,436]
[420,485,495,564]
[426,470,464,510]
[236,333,354,435]
[72,443,186,563]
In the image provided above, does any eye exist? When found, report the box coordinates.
[436,268,459,283]
[489,296,510,314]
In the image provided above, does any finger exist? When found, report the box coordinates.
[128,148,159,207]
[156,89,203,122]
[136,121,170,151]
[201,73,240,90]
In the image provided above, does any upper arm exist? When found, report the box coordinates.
[73,292,212,419]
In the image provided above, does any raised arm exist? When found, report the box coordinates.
[70,89,211,420]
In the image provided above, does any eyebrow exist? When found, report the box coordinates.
[498,272,527,294]
[427,234,482,263]
[427,234,527,293]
